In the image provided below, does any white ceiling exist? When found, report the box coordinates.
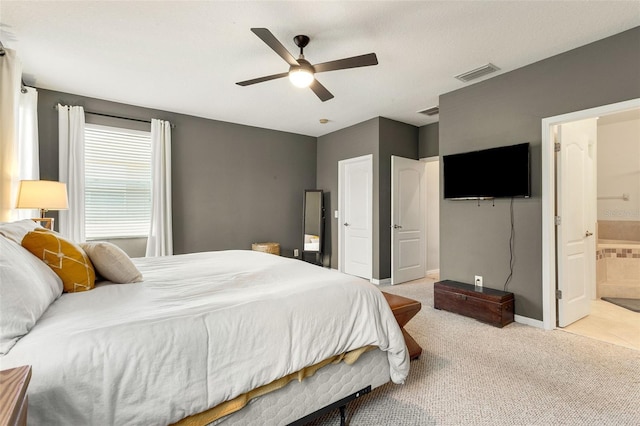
[2,1,639,137]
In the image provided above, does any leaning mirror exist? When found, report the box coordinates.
[302,190,324,265]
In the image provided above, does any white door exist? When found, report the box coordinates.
[557,118,597,327]
[338,155,373,280]
[391,156,426,285]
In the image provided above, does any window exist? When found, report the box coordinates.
[84,124,151,239]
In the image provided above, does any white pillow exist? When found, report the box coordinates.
[0,219,39,244]
[0,236,63,355]
[80,241,143,284]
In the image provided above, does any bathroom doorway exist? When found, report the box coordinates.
[563,109,640,350]
[541,99,640,350]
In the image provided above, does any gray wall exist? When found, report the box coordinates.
[316,117,419,279]
[317,118,379,271]
[439,26,640,319]
[419,122,439,158]
[37,89,316,256]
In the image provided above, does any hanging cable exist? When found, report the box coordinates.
[504,197,515,291]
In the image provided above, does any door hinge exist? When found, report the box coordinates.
[556,290,562,300]
[555,216,561,226]
[554,142,561,152]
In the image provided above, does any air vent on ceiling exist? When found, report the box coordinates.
[418,106,440,116]
[455,63,500,83]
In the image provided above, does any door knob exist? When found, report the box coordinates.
[344,223,350,227]
[392,224,403,229]
[585,231,593,237]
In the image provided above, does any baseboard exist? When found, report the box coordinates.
[514,314,544,329]
[426,268,440,277]
[331,268,385,285]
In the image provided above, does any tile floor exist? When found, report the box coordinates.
[561,299,640,351]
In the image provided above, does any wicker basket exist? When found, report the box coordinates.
[251,242,280,256]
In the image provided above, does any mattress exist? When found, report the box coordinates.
[211,348,390,425]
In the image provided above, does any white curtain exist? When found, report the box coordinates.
[58,104,86,242]
[146,119,173,257]
[13,87,41,221]
[0,48,22,221]
[0,48,39,222]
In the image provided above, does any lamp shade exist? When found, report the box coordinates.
[16,180,69,210]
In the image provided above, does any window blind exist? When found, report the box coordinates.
[84,123,151,239]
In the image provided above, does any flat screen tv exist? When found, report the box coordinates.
[443,142,530,200]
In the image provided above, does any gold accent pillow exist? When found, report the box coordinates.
[22,228,96,293]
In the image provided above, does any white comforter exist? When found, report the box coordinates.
[1,250,409,425]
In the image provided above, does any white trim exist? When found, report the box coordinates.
[419,156,439,163]
[371,278,391,286]
[541,98,640,331]
[423,158,440,281]
[514,314,545,329]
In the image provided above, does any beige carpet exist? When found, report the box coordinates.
[308,278,640,425]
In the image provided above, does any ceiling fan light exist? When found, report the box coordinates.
[289,68,314,88]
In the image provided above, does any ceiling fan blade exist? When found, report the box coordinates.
[236,72,289,86]
[310,79,334,102]
[313,53,378,73]
[251,28,299,67]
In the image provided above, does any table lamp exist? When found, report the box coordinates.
[16,180,69,230]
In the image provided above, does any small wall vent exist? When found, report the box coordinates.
[455,63,500,83]
[418,106,439,116]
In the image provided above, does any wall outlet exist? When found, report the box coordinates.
[294,248,299,257]
[474,275,483,288]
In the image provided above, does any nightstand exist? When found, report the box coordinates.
[382,292,422,360]
[0,365,31,426]
[251,242,280,255]
[30,218,53,230]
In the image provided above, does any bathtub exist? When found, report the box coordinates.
[596,239,640,299]
[598,239,640,249]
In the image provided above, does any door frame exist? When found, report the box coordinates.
[541,98,640,330]
[338,154,373,279]
[420,156,440,277]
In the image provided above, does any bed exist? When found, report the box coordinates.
[0,221,409,425]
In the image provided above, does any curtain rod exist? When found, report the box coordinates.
[53,104,175,128]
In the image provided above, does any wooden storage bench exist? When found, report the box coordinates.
[434,280,514,327]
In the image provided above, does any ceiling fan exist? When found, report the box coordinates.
[236,28,378,102]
